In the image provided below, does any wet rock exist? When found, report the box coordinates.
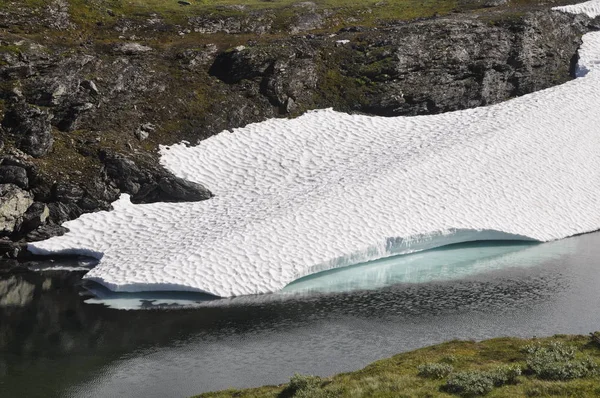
[1,104,54,158]
[0,184,34,236]
[0,166,28,189]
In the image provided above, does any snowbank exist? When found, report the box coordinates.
[29,3,600,297]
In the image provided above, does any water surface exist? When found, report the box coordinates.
[1,232,600,397]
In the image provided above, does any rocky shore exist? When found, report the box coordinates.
[0,0,598,259]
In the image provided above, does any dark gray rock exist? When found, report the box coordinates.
[18,202,49,235]
[101,151,213,203]
[101,151,145,195]
[26,223,68,242]
[47,202,82,225]
[209,42,318,113]
[0,166,29,189]
[56,102,94,132]
[1,103,54,158]
[81,80,99,95]
[156,176,213,202]
[53,182,85,204]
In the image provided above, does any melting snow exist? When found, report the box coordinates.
[29,3,600,297]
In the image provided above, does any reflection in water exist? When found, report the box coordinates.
[1,233,600,398]
[83,240,551,309]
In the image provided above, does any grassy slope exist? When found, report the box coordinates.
[197,335,600,398]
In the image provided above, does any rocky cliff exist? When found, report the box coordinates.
[0,0,597,257]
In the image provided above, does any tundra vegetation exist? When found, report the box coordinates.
[197,334,600,397]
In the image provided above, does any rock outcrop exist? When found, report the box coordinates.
[0,0,597,257]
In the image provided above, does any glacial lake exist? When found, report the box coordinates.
[2,231,600,397]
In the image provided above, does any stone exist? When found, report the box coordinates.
[134,123,155,141]
[26,224,68,242]
[1,104,54,158]
[0,166,28,189]
[53,182,85,204]
[484,0,508,7]
[113,42,153,55]
[101,150,212,203]
[0,184,34,236]
[19,202,49,234]
[56,102,94,132]
[47,202,82,225]
[156,176,213,202]
[135,129,149,141]
[81,80,100,95]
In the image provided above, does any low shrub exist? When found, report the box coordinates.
[523,342,575,362]
[443,365,522,396]
[440,355,458,364]
[488,365,522,386]
[280,374,322,397]
[417,362,454,379]
[524,342,597,381]
[590,331,600,347]
[443,371,495,396]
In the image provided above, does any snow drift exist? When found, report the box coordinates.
[29,3,600,297]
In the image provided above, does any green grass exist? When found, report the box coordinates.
[196,334,600,398]
[0,0,461,35]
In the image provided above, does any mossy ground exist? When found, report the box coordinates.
[196,335,600,398]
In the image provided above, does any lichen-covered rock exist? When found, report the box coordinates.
[0,184,34,236]
[113,42,153,55]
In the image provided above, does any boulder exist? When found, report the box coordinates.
[26,224,68,242]
[0,165,29,189]
[156,176,213,202]
[101,151,212,203]
[0,184,34,236]
[19,202,49,234]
